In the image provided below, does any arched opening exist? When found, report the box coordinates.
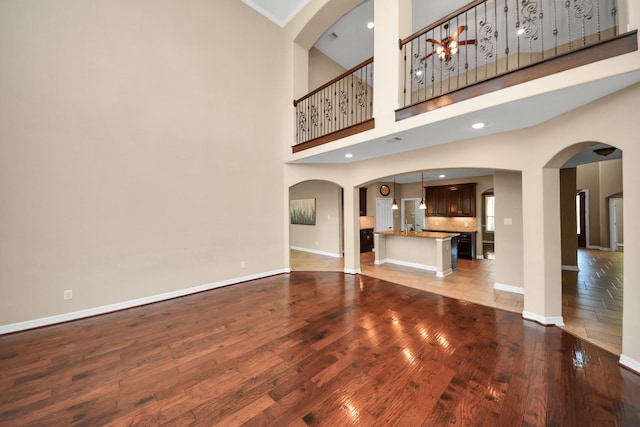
[289,180,344,272]
[554,142,624,354]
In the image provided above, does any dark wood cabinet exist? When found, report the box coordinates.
[425,183,476,217]
[360,228,374,253]
[457,232,476,260]
[459,184,476,216]
[425,186,448,216]
[359,188,367,216]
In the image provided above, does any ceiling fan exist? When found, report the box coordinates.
[423,24,476,62]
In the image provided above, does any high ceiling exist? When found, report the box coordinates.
[241,0,310,27]
[244,0,632,179]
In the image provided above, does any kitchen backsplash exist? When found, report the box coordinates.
[359,216,375,229]
[426,217,478,232]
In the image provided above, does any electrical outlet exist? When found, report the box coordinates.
[63,289,73,300]
[241,261,247,269]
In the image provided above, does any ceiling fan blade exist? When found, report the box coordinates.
[449,25,466,41]
[457,40,477,46]
[426,38,445,46]
[421,51,436,61]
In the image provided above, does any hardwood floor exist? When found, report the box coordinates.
[2,272,639,426]
[562,249,623,355]
[291,248,623,355]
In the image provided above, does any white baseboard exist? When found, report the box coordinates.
[561,265,579,272]
[494,283,525,295]
[619,354,640,374]
[0,269,287,335]
[383,258,437,272]
[290,246,341,258]
[436,268,453,278]
[522,311,564,326]
[344,268,360,275]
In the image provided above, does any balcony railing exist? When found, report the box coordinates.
[293,58,374,152]
[399,0,619,111]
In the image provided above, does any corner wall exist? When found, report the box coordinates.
[0,0,288,329]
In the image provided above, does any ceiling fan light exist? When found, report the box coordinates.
[449,41,457,48]
[436,46,443,54]
[451,47,458,55]
[594,147,616,156]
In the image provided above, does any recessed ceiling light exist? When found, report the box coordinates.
[439,174,446,178]
[517,28,525,35]
[472,122,485,129]
[345,153,353,158]
[415,69,423,77]
[367,22,374,29]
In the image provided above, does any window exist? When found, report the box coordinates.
[485,194,495,232]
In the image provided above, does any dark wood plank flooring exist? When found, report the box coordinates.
[1,272,640,426]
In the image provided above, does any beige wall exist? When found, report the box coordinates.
[494,171,524,289]
[577,162,601,247]
[289,180,343,256]
[576,159,623,249]
[0,0,288,327]
[616,199,624,246]
[308,47,347,92]
[599,159,624,248]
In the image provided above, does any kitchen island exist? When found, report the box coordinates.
[374,230,459,277]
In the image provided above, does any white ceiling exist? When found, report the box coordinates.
[246,0,634,178]
[241,0,310,27]
[313,0,472,70]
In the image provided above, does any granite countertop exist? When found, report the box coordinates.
[375,230,460,239]
[426,229,477,233]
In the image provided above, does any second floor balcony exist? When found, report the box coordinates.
[292,0,638,154]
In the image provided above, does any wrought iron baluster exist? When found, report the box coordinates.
[475,6,479,83]
[595,0,601,41]
[494,0,498,76]
[515,0,521,68]
[552,0,559,55]
[505,1,510,72]
[539,0,545,60]
[566,0,572,51]
[402,43,407,107]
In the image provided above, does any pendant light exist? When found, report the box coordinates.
[419,172,427,210]
[391,177,399,210]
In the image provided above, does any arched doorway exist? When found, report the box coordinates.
[289,180,344,272]
[557,143,624,354]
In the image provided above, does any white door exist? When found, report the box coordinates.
[376,198,393,231]
[609,198,623,251]
[401,198,425,231]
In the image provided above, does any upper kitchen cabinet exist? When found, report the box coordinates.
[359,188,367,216]
[426,183,476,217]
[425,186,448,216]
